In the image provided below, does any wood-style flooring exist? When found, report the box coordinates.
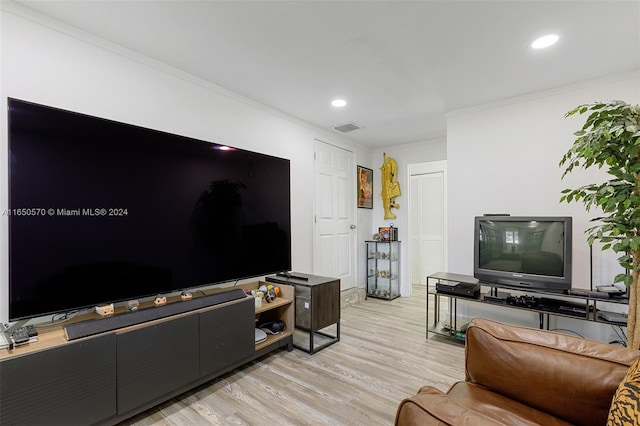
[119,285,465,426]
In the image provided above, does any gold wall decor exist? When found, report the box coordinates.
[380,153,401,219]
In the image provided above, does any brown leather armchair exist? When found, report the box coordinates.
[396,318,640,425]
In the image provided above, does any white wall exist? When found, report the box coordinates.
[0,6,371,323]
[447,73,640,340]
[372,137,447,295]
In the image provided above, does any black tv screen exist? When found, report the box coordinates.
[473,216,572,293]
[8,98,291,321]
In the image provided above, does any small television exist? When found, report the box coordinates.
[8,98,291,322]
[473,216,572,293]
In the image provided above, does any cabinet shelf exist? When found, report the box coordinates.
[252,290,294,352]
[255,329,294,351]
[255,296,292,315]
[238,283,295,353]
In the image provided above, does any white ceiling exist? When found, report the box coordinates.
[13,0,640,148]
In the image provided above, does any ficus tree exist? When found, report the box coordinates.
[559,100,640,348]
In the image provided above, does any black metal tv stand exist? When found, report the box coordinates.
[426,272,629,342]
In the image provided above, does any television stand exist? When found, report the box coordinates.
[0,281,294,425]
[426,272,629,342]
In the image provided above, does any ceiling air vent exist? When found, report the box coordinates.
[334,122,361,133]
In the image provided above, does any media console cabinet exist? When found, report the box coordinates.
[0,281,294,425]
[427,272,629,342]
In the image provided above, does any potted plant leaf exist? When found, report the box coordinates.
[559,100,640,348]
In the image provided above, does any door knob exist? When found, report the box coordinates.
[350,224,357,229]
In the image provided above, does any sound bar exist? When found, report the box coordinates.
[64,288,247,341]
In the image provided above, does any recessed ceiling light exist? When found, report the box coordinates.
[331,99,347,107]
[531,34,559,49]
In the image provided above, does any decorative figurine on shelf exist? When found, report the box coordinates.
[264,284,277,303]
[380,153,401,220]
[253,284,278,304]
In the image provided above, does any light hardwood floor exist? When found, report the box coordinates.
[120,285,465,426]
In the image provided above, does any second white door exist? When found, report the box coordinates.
[313,140,356,290]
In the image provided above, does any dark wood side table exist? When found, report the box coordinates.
[266,272,340,354]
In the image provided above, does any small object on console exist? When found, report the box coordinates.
[154,296,167,306]
[275,271,309,281]
[483,291,511,303]
[180,291,193,301]
[25,324,38,337]
[126,300,139,311]
[505,295,541,309]
[537,297,588,317]
[258,320,285,335]
[254,328,267,344]
[597,311,627,323]
[264,288,277,303]
[568,289,609,299]
[436,281,480,298]
[11,327,30,345]
[596,285,625,294]
[95,303,115,316]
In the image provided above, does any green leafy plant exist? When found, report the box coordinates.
[559,100,640,348]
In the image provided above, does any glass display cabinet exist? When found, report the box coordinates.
[365,240,400,300]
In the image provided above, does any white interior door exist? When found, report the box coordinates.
[409,161,447,285]
[313,140,356,290]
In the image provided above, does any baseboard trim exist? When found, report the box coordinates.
[340,287,366,309]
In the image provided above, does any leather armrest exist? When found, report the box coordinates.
[464,318,640,425]
[395,385,505,426]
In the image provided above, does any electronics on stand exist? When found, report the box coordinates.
[597,311,628,324]
[596,285,626,295]
[483,293,589,317]
[254,328,267,344]
[505,295,541,309]
[474,216,572,293]
[537,297,588,317]
[482,291,511,303]
[436,281,481,298]
[568,288,609,299]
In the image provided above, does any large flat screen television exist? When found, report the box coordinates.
[473,216,572,293]
[8,98,291,322]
